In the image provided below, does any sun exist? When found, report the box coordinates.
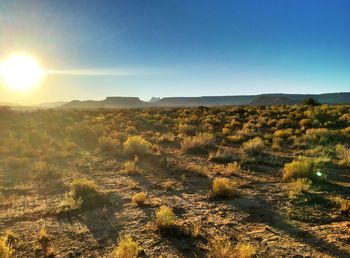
[0,54,44,91]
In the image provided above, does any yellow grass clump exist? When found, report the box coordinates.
[115,235,142,258]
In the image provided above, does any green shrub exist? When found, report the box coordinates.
[123,136,151,156]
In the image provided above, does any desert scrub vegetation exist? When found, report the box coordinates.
[331,196,350,216]
[224,161,241,176]
[185,164,209,177]
[288,178,312,199]
[335,144,350,167]
[208,146,240,163]
[282,157,324,181]
[121,160,143,175]
[115,235,142,258]
[211,178,237,198]
[131,192,146,205]
[155,205,177,230]
[208,236,256,258]
[70,178,100,207]
[0,236,13,258]
[98,136,120,152]
[123,136,152,156]
[181,133,215,153]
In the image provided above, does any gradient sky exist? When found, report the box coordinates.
[0,0,349,104]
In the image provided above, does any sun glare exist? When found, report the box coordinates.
[0,55,43,91]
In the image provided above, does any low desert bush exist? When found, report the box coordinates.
[185,164,209,177]
[121,160,143,175]
[178,124,197,135]
[0,237,13,258]
[115,235,142,258]
[236,243,256,258]
[241,137,265,156]
[304,128,343,146]
[227,135,243,143]
[331,196,350,215]
[282,157,323,181]
[155,205,176,230]
[181,133,215,153]
[211,178,237,198]
[288,178,312,199]
[70,178,99,207]
[208,236,235,258]
[32,161,58,181]
[132,192,146,205]
[123,136,151,156]
[98,136,120,152]
[158,133,175,143]
[224,162,241,176]
[335,144,350,167]
[209,146,240,163]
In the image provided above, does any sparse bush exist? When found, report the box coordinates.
[227,135,243,143]
[115,235,142,258]
[185,164,209,177]
[32,161,58,181]
[331,196,350,215]
[98,136,120,152]
[208,236,235,258]
[288,178,312,199]
[155,205,176,229]
[335,144,350,167]
[70,178,99,207]
[236,243,256,258]
[224,162,241,176]
[121,160,143,175]
[0,237,13,258]
[211,178,237,198]
[209,146,240,163]
[158,133,175,143]
[123,136,151,156]
[282,157,322,181]
[181,133,215,153]
[178,124,197,135]
[132,192,146,205]
[240,137,265,156]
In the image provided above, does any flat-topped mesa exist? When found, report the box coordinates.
[104,97,145,107]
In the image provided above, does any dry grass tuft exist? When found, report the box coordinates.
[282,157,321,181]
[155,205,176,230]
[288,178,312,199]
[181,133,215,153]
[132,192,146,205]
[211,178,237,198]
[208,236,235,258]
[123,136,152,156]
[0,237,13,258]
[115,235,142,258]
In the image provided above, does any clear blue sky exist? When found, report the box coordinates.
[0,0,349,104]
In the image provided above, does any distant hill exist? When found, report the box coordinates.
[58,92,350,109]
[249,96,302,106]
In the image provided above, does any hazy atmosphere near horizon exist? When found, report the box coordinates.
[0,0,349,104]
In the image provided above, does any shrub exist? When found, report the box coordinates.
[299,118,313,129]
[155,205,176,229]
[121,160,143,175]
[331,196,350,215]
[32,161,57,181]
[185,164,209,177]
[115,235,142,258]
[98,136,120,152]
[158,133,175,143]
[240,137,265,156]
[132,192,146,205]
[181,133,215,153]
[276,118,293,129]
[282,157,322,181]
[208,236,235,258]
[211,178,237,198]
[123,136,151,156]
[208,146,240,163]
[0,237,13,258]
[70,179,99,207]
[236,243,256,258]
[335,144,350,167]
[224,162,241,176]
[178,124,197,135]
[304,128,343,146]
[227,135,243,143]
[288,178,312,199]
